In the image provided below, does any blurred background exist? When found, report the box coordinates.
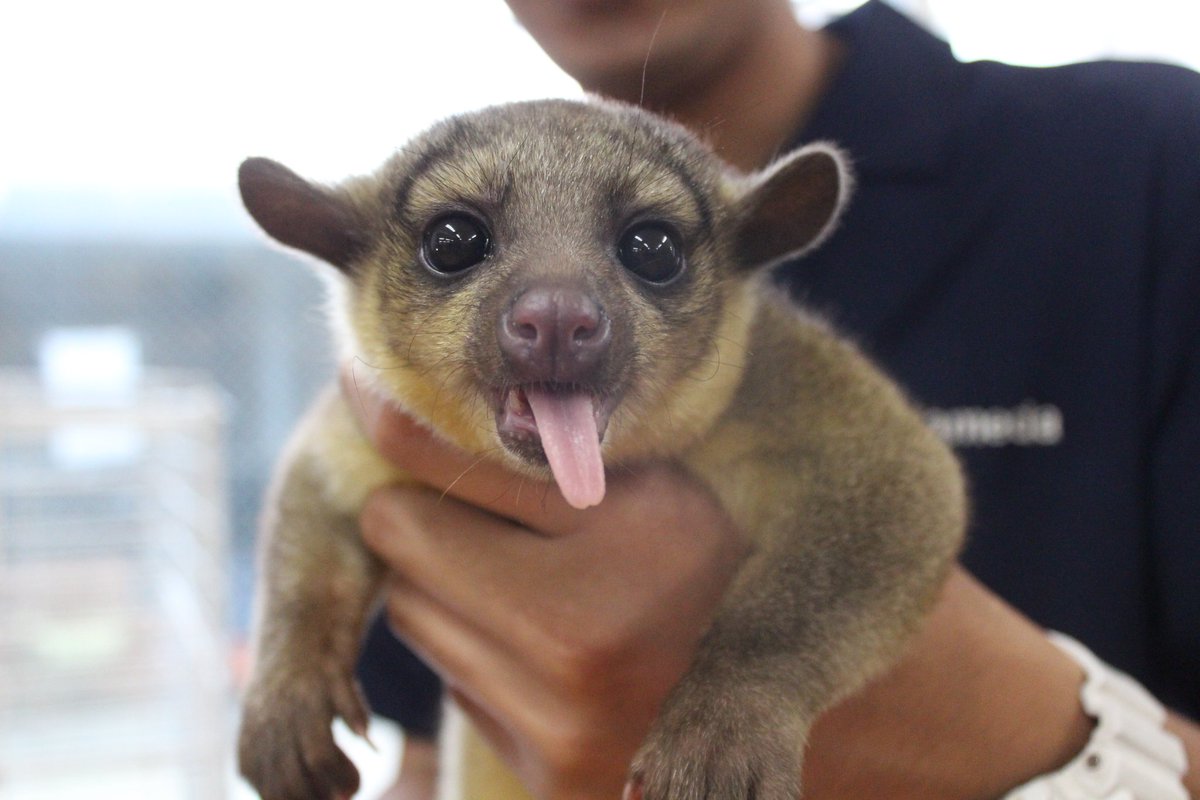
[1,1,1196,797]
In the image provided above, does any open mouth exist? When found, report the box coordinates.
[495,384,614,509]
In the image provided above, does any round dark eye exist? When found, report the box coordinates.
[618,223,684,284]
[422,214,491,274]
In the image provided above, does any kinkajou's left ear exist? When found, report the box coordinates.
[731,143,853,270]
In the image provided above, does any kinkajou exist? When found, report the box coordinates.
[236,97,966,800]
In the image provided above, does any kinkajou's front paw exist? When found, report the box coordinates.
[238,665,371,800]
[627,677,806,800]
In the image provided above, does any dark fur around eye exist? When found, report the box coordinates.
[618,223,685,285]
[422,214,492,275]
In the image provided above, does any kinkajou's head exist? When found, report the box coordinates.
[239,99,850,508]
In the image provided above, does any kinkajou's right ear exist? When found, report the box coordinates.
[731,143,853,270]
[238,157,368,273]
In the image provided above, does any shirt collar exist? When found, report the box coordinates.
[795,1,971,182]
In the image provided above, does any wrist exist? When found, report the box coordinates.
[802,570,1093,799]
[1001,633,1190,800]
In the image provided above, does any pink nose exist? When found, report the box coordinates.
[498,285,612,382]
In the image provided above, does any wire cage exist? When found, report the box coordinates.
[0,368,231,800]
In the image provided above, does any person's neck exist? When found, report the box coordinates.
[592,9,841,172]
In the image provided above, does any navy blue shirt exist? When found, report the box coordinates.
[361,0,1200,731]
[789,1,1200,716]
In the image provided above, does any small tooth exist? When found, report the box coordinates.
[504,387,533,421]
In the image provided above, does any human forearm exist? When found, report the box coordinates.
[804,568,1197,799]
[802,568,1089,798]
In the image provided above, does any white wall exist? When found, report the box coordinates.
[2,0,1196,202]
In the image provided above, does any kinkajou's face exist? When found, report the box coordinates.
[349,102,738,506]
[239,99,846,508]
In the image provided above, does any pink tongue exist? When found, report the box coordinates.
[523,388,606,509]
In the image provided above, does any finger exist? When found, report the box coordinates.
[340,367,586,536]
[381,575,559,738]
[361,477,746,697]
[380,577,505,694]
[361,484,583,641]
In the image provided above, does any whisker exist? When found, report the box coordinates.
[349,359,372,422]
[406,306,460,362]
[439,449,497,504]
[350,353,395,373]
[441,444,537,512]
[699,340,723,383]
[639,7,669,107]
[429,361,474,412]
[612,459,639,480]
[646,352,746,379]
[538,480,554,512]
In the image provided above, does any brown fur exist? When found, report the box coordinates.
[236,98,966,800]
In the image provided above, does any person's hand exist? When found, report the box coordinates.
[346,377,1198,799]
[346,374,748,799]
